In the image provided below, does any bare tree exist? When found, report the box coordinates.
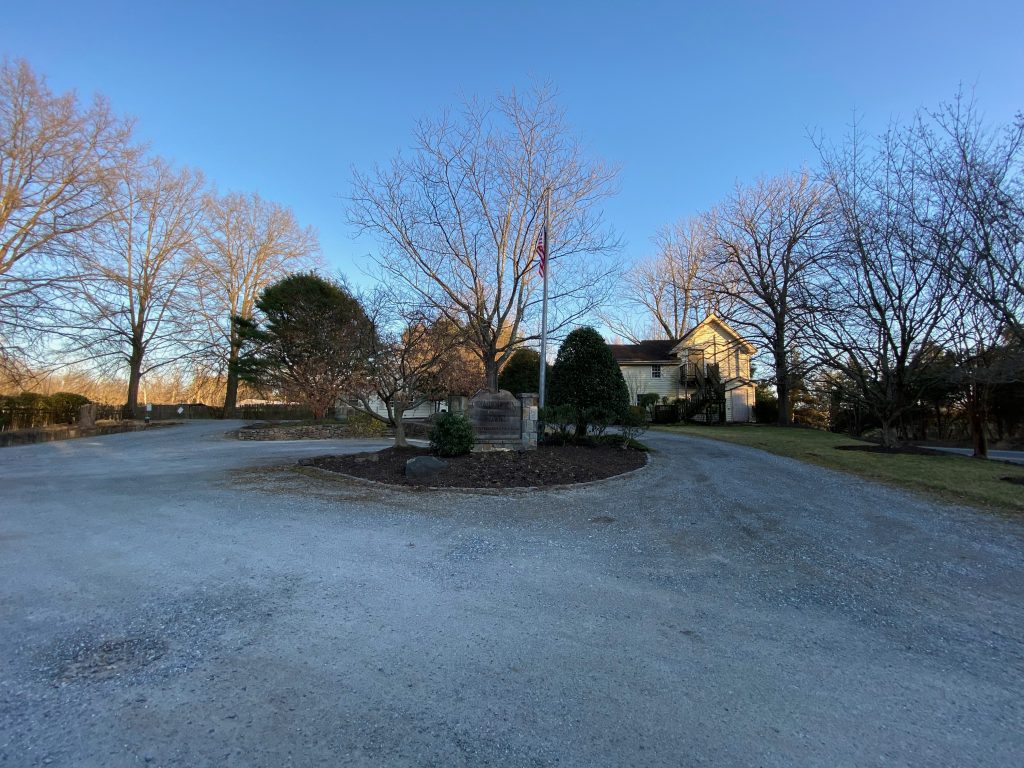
[815,125,958,448]
[0,58,134,370]
[349,86,620,391]
[707,172,833,425]
[606,217,733,342]
[196,191,319,415]
[348,291,469,447]
[914,96,1023,344]
[56,157,206,416]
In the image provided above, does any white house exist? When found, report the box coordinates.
[338,395,447,421]
[609,315,757,423]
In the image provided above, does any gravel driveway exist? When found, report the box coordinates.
[2,421,1022,767]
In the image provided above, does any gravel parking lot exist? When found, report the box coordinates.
[1,421,1022,767]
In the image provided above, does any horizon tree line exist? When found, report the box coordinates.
[1,58,320,417]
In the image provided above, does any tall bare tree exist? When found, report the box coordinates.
[0,58,134,371]
[914,96,1023,344]
[349,86,620,391]
[196,191,319,415]
[707,172,833,425]
[58,157,206,416]
[607,217,732,342]
[816,125,957,447]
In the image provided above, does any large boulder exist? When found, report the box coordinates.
[405,455,448,482]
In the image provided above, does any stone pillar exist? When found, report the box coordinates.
[519,393,538,450]
[78,403,97,429]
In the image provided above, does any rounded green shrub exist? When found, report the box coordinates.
[429,411,475,456]
[548,326,630,438]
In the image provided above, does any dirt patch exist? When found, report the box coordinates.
[304,444,647,488]
[51,636,167,685]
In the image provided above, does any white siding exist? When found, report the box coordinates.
[345,396,443,420]
[726,384,754,423]
[679,320,752,381]
[620,363,684,403]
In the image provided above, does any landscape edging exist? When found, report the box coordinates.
[294,449,651,495]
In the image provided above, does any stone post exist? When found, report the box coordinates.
[519,393,538,450]
[78,403,97,429]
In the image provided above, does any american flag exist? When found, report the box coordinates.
[535,228,547,278]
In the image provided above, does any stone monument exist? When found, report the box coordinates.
[467,389,522,451]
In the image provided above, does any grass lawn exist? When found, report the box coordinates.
[652,424,1024,514]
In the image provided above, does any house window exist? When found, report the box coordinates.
[651,365,662,379]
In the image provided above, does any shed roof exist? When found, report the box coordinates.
[608,339,678,363]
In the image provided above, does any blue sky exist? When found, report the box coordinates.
[3,1,1021,288]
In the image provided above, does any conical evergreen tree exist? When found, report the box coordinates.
[548,326,630,436]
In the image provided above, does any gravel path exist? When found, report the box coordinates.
[1,421,1022,767]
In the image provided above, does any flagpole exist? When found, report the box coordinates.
[538,187,550,409]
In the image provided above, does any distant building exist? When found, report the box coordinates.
[609,315,756,422]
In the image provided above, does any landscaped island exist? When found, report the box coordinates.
[303,442,647,489]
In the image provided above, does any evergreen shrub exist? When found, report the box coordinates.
[429,411,475,456]
[548,327,630,438]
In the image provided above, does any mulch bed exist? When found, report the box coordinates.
[303,444,647,488]
[834,444,942,456]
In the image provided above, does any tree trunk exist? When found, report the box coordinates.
[968,385,988,458]
[773,345,791,427]
[393,404,409,448]
[484,354,500,393]
[125,343,144,419]
[223,336,240,418]
[879,420,899,449]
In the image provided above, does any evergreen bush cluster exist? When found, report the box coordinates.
[0,391,91,426]
[429,411,475,456]
[497,348,550,398]
[620,406,649,447]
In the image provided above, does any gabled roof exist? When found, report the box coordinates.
[608,339,678,364]
[670,315,756,355]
